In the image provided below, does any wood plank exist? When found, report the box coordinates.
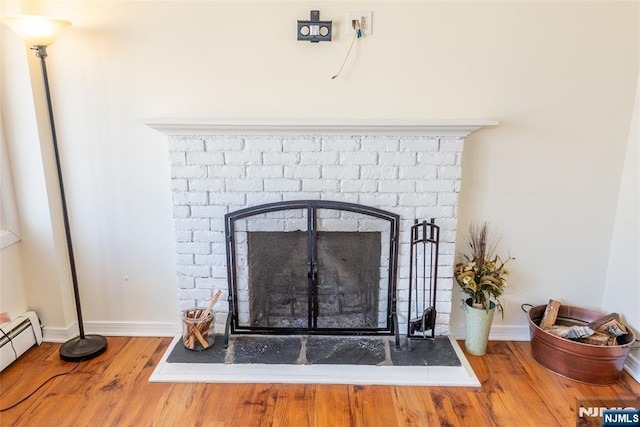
[391,386,440,425]
[313,385,355,426]
[1,337,639,426]
[347,385,398,427]
[271,384,315,427]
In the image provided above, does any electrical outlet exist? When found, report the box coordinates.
[347,11,373,36]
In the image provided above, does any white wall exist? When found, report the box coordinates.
[0,116,29,320]
[0,1,638,339]
[0,243,28,320]
[602,68,640,374]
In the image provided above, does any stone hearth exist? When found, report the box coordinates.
[149,334,480,386]
[167,335,462,367]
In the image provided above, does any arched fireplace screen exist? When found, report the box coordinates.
[224,200,400,344]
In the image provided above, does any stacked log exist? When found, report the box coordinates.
[539,299,629,346]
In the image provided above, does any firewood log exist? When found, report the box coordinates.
[540,299,562,329]
[588,313,620,331]
[581,331,610,346]
[546,325,594,339]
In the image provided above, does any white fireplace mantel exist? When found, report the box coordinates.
[144,118,498,137]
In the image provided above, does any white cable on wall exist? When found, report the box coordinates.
[331,20,362,80]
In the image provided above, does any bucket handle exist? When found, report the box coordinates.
[521,303,534,313]
[630,340,640,350]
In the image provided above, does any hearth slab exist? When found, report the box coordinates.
[165,334,461,367]
[306,336,386,365]
[390,339,461,367]
[232,335,303,364]
[166,336,227,364]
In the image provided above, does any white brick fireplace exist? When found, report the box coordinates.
[147,119,496,336]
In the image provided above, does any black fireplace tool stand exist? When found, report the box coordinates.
[407,219,440,345]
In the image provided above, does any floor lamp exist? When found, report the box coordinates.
[1,15,108,362]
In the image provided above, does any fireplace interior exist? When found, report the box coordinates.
[247,231,381,329]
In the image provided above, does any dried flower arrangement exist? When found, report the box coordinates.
[454,222,514,316]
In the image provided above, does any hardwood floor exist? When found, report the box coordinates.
[1,337,638,426]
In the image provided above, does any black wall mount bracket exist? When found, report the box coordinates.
[297,10,332,43]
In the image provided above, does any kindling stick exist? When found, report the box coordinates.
[201,290,222,319]
[192,326,210,349]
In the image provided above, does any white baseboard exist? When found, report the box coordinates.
[624,352,640,384]
[449,324,530,341]
[488,325,531,341]
[43,321,180,342]
[86,321,180,337]
[42,326,75,343]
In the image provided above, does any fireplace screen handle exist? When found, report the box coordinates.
[308,260,319,328]
[307,261,318,280]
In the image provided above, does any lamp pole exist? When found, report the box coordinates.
[34,45,108,361]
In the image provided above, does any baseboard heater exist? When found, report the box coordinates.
[0,311,43,372]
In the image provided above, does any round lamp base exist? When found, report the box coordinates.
[59,335,108,362]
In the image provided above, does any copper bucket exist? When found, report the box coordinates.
[524,304,637,384]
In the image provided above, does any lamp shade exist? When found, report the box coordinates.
[1,15,71,46]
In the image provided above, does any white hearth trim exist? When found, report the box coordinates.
[143,118,498,137]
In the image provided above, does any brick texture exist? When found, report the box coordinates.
[167,134,465,335]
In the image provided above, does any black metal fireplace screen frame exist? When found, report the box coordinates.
[224,200,400,346]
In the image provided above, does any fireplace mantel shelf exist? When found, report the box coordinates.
[143,118,498,137]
